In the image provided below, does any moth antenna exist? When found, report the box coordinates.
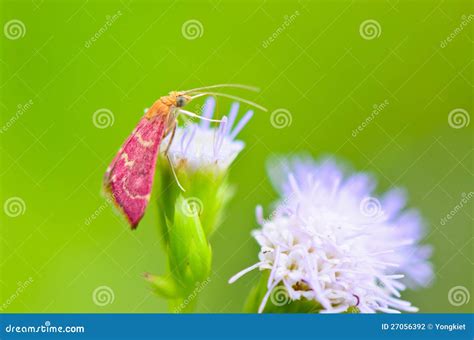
[179,109,225,123]
[182,84,260,94]
[190,92,267,112]
[167,154,185,192]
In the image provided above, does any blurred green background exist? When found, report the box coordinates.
[0,0,472,313]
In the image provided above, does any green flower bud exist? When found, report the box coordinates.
[168,194,212,291]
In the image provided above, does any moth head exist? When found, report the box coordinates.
[175,93,191,107]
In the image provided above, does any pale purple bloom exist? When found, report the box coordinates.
[230,156,433,313]
[162,97,253,171]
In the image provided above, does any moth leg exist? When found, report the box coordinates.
[162,121,184,191]
[163,122,177,156]
[167,153,185,192]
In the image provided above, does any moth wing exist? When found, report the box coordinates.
[103,115,166,229]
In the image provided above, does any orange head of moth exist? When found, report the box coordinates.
[146,91,192,120]
[163,91,191,108]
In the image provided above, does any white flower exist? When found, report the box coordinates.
[163,97,253,171]
[230,156,433,313]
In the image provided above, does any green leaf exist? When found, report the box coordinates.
[244,272,323,313]
[344,306,360,313]
[144,273,179,299]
